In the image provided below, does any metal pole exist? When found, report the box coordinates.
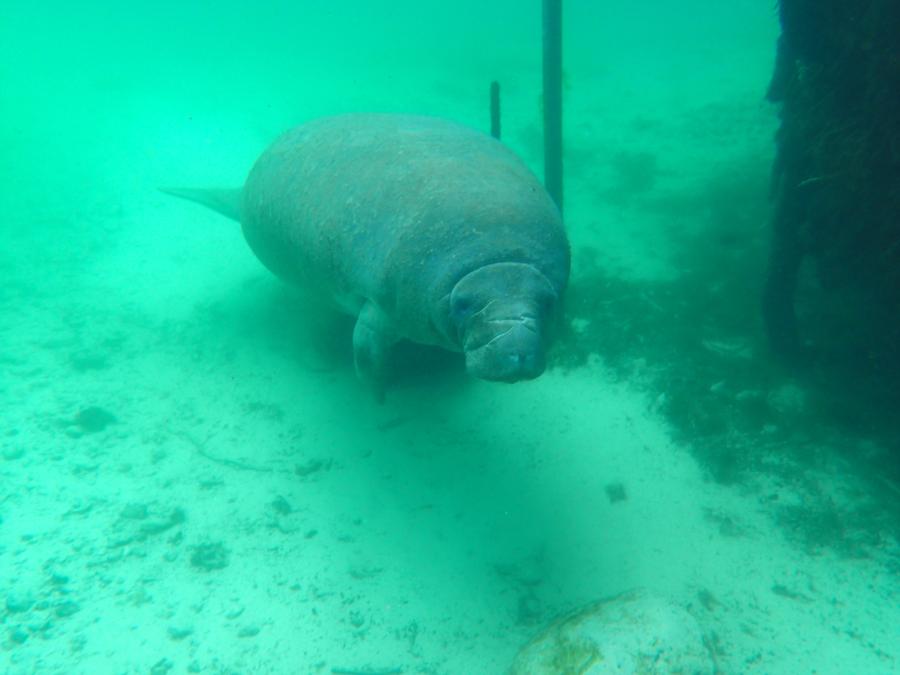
[542,0,563,213]
[490,81,502,140]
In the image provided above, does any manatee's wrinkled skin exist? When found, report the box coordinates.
[174,114,569,388]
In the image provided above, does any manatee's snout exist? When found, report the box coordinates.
[463,312,546,382]
[447,262,559,383]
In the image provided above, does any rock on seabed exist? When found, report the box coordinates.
[509,589,715,675]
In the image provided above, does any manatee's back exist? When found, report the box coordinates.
[241,114,567,322]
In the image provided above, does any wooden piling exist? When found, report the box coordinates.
[542,0,563,213]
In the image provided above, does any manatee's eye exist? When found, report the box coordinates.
[452,294,474,318]
[451,292,482,324]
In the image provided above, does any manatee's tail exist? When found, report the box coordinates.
[159,187,243,222]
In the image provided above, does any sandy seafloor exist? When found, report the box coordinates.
[1,2,899,674]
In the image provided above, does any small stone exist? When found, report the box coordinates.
[271,496,292,515]
[238,625,260,638]
[190,543,229,571]
[28,617,54,636]
[198,476,224,490]
[510,589,715,674]
[10,627,29,644]
[50,572,70,586]
[150,658,174,675]
[6,592,35,614]
[605,482,627,504]
[294,458,327,477]
[168,626,193,641]
[74,406,117,433]
[2,447,25,460]
[140,508,186,537]
[54,600,81,618]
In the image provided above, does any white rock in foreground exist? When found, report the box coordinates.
[509,589,715,674]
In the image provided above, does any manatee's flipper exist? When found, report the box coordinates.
[160,187,243,222]
[352,301,397,401]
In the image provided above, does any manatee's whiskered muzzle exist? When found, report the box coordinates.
[463,315,546,382]
[479,315,538,345]
[445,262,566,384]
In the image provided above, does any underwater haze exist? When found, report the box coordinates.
[2,1,898,674]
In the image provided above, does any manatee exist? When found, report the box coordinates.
[163,114,569,389]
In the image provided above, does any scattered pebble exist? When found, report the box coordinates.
[226,606,245,620]
[49,572,69,586]
[6,592,35,614]
[139,508,186,537]
[271,496,293,515]
[348,564,383,580]
[238,625,260,638]
[2,447,25,460]
[150,658,174,675]
[168,626,193,641]
[73,406,117,433]
[605,482,628,504]
[190,543,229,571]
[295,458,331,477]
[54,600,81,618]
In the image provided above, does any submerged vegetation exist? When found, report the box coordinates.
[552,160,900,550]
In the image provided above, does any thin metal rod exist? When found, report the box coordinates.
[542,0,563,213]
[490,81,501,140]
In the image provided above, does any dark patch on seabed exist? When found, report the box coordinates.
[551,162,900,556]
